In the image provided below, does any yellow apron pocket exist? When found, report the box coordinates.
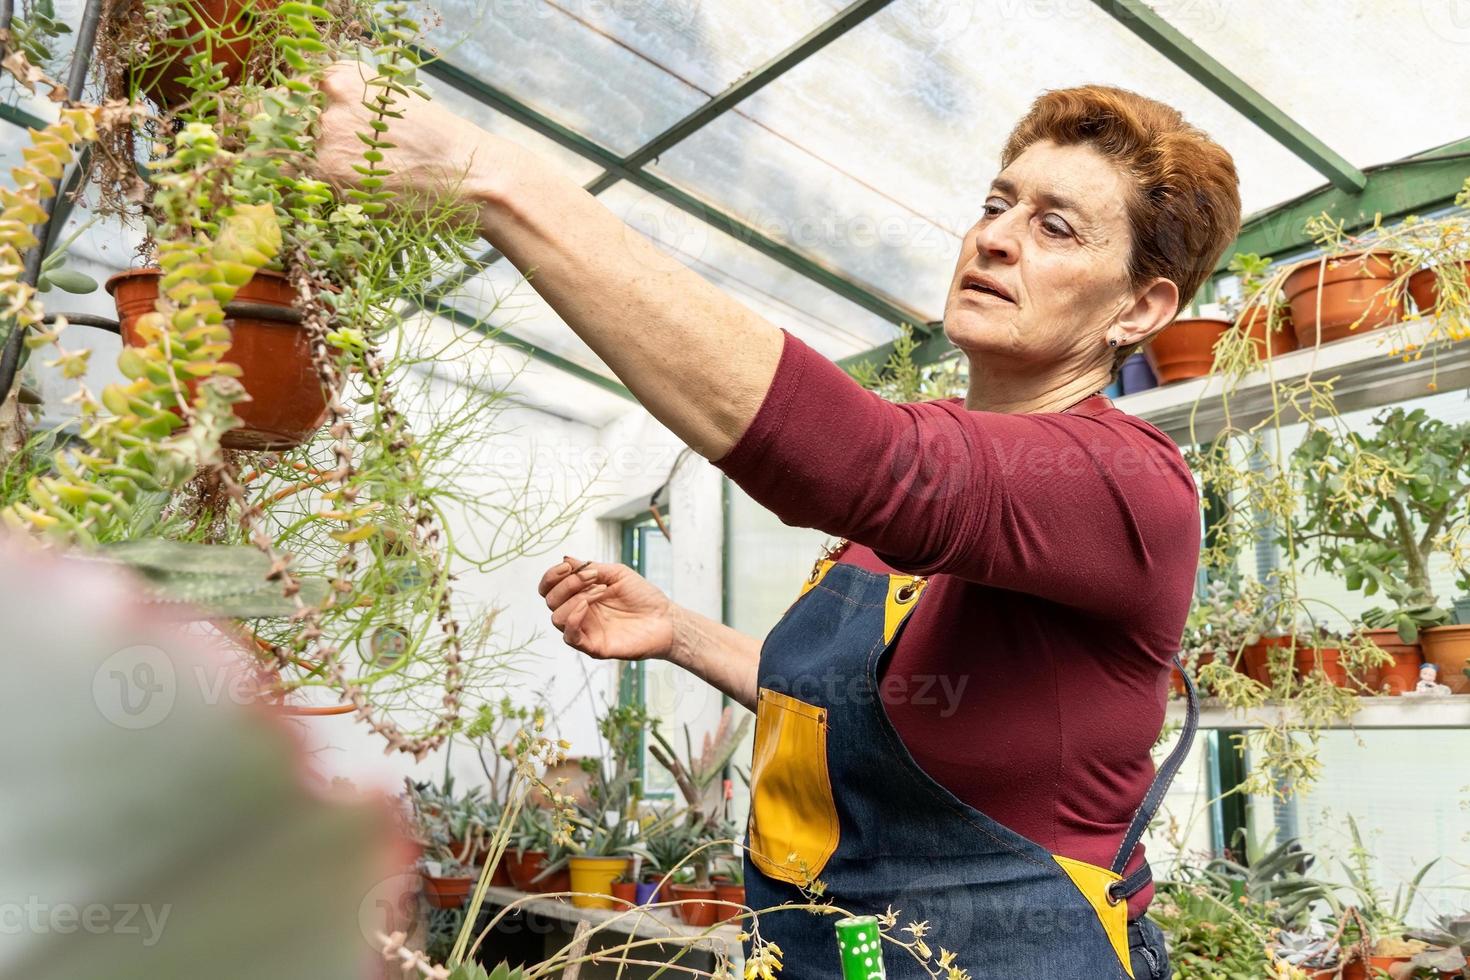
[747,687,841,886]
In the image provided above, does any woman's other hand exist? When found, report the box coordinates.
[539,556,676,662]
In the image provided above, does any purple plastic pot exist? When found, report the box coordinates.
[634,881,660,905]
[1119,353,1157,395]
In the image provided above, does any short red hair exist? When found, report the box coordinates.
[1001,85,1242,327]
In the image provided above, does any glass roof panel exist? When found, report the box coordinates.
[1169,0,1470,169]
[433,177,903,377]
[648,1,1328,317]
[421,77,606,187]
[419,0,841,156]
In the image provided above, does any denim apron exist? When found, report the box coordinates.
[742,546,1198,980]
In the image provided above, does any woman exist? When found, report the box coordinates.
[316,71,1237,978]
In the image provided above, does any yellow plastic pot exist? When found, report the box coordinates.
[567,856,630,909]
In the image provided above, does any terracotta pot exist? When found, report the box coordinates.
[107,269,328,451]
[1243,635,1295,685]
[1144,317,1231,384]
[1284,250,1405,347]
[670,883,720,927]
[1407,260,1470,317]
[420,873,474,909]
[1341,953,1414,980]
[1237,304,1298,359]
[125,0,279,108]
[713,882,745,924]
[1293,646,1348,687]
[568,856,630,909]
[1421,625,1470,694]
[505,849,547,892]
[1360,629,1423,696]
[610,880,638,905]
[536,864,571,895]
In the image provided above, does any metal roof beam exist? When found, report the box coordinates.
[413,0,932,334]
[1092,0,1366,193]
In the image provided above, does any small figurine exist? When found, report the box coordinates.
[1404,662,1452,697]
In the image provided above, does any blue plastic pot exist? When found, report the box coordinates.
[1454,595,1470,626]
[1103,379,1124,399]
[634,881,660,905]
[1119,353,1157,395]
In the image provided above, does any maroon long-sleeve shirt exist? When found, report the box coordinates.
[712,328,1201,919]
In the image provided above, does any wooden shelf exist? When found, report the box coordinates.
[1166,694,1470,730]
[477,885,744,962]
[1115,317,1467,444]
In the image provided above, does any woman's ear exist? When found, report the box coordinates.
[1112,277,1179,348]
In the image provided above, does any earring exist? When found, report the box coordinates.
[1108,339,1118,348]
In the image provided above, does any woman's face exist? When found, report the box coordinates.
[943,139,1176,369]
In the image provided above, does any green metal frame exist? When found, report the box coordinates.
[618,513,674,799]
[1217,137,1470,271]
[1092,0,1364,193]
[410,0,931,387]
[0,102,48,130]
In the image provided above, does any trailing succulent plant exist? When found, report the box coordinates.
[0,1,592,756]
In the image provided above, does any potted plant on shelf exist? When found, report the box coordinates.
[1322,819,1437,980]
[420,856,476,910]
[1409,913,1470,978]
[1282,247,1408,348]
[1405,175,1470,320]
[1227,251,1297,359]
[1359,586,1444,695]
[609,869,638,907]
[1294,407,1470,692]
[1144,307,1231,384]
[711,855,746,925]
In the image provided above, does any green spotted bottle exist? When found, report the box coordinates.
[834,915,886,979]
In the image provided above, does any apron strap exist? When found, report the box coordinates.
[1106,654,1199,902]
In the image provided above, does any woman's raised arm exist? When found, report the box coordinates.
[313,62,783,461]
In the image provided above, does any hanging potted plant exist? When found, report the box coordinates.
[1283,248,1407,347]
[0,0,589,757]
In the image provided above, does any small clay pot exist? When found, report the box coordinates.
[1421,625,1470,694]
[670,884,720,927]
[1340,953,1414,980]
[420,873,474,909]
[1293,646,1347,687]
[1144,317,1231,384]
[1237,304,1297,359]
[1359,629,1423,696]
[1284,250,1405,347]
[505,849,547,892]
[126,0,280,108]
[107,268,328,451]
[1407,260,1470,317]
[610,880,638,905]
[1243,635,1295,685]
[713,882,745,924]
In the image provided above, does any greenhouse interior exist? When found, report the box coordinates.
[3,1,1470,978]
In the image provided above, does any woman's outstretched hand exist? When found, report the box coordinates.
[310,61,493,223]
[538,556,677,662]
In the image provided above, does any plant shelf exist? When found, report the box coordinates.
[1116,317,1467,444]
[476,885,744,961]
[1167,694,1470,730]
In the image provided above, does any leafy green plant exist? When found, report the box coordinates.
[0,0,596,756]
[1294,406,1470,610]
[1409,913,1470,975]
[1362,589,1452,644]
[844,321,966,403]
